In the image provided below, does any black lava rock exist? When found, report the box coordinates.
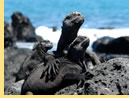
[4,48,32,93]
[83,58,129,95]
[5,12,43,43]
[4,21,15,48]
[92,36,129,54]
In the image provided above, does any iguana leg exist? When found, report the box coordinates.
[40,58,60,82]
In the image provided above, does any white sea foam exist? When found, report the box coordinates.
[35,26,61,44]
[79,28,129,49]
[36,26,129,50]
[16,42,35,49]
[16,26,129,50]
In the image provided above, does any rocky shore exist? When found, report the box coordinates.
[4,12,129,95]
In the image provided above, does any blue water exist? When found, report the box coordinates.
[4,0,129,29]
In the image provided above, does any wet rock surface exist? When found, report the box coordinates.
[92,36,129,54]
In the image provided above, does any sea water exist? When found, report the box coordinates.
[4,0,129,50]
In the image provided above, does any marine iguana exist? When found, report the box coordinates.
[84,50,101,70]
[48,11,100,66]
[40,35,100,82]
[40,35,92,81]
[15,12,100,93]
[16,11,100,83]
[15,40,53,82]
[21,36,90,95]
[38,12,86,81]
[40,11,100,79]
[48,12,84,57]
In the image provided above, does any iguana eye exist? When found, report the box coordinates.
[66,15,71,20]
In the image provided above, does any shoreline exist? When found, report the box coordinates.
[35,26,129,51]
[14,26,129,51]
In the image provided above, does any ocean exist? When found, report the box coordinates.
[4,0,129,28]
[4,0,129,50]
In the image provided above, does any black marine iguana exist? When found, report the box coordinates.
[48,11,100,67]
[16,11,100,83]
[15,12,84,82]
[48,12,84,57]
[15,40,53,82]
[21,36,91,95]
